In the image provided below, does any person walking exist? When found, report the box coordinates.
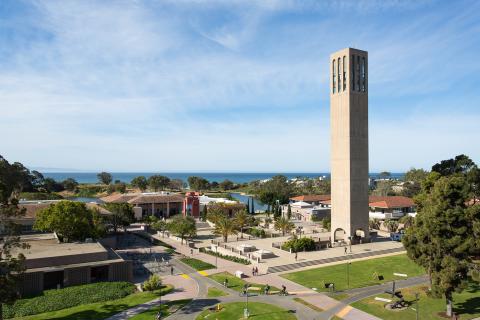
[264,284,270,295]
[255,266,258,276]
[224,278,229,288]
[344,246,347,255]
[252,266,256,276]
[170,266,174,275]
[295,252,298,261]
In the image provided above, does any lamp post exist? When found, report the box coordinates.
[346,259,351,289]
[415,292,419,320]
[215,245,218,269]
[244,284,250,318]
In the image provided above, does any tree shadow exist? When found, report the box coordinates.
[175,298,221,314]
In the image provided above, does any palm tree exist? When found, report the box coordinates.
[385,219,399,232]
[234,210,249,239]
[213,216,238,243]
[206,205,225,224]
[274,217,295,236]
[369,218,381,230]
[399,215,415,229]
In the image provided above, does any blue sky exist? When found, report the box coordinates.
[1,0,479,172]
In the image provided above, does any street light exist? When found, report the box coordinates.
[346,259,351,289]
[415,292,419,320]
[244,284,251,318]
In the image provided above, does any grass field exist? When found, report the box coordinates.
[180,257,215,271]
[207,287,229,297]
[208,272,279,294]
[282,254,425,292]
[129,299,191,320]
[195,302,297,320]
[352,282,480,320]
[16,285,173,320]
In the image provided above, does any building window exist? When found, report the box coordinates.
[337,57,341,92]
[343,56,346,91]
[361,57,366,92]
[356,55,361,91]
[351,55,355,92]
[332,59,336,94]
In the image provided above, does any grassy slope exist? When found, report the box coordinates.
[128,299,192,320]
[180,257,215,271]
[282,254,425,292]
[16,286,173,320]
[207,287,229,298]
[195,302,297,320]
[208,272,279,293]
[352,282,480,320]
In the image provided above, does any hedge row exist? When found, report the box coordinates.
[3,282,136,319]
[199,247,251,265]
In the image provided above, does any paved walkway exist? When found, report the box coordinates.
[105,262,199,320]
[112,235,426,320]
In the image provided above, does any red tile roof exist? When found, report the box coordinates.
[290,194,414,209]
[290,195,331,202]
[368,196,414,209]
[101,193,184,204]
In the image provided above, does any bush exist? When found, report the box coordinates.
[3,282,135,319]
[143,274,163,291]
[199,247,251,265]
[282,237,316,252]
[19,192,63,200]
[246,227,266,238]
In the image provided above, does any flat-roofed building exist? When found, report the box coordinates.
[0,201,111,235]
[13,233,132,296]
[102,192,184,220]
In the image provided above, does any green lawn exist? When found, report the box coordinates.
[16,286,173,320]
[207,287,229,298]
[129,299,192,320]
[282,254,425,292]
[180,257,215,271]
[195,302,297,320]
[208,272,279,294]
[292,298,324,312]
[352,282,480,320]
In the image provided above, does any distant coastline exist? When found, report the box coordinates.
[41,172,405,184]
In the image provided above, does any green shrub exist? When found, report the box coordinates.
[246,227,266,238]
[143,274,163,291]
[3,282,136,319]
[199,247,251,265]
[282,237,316,252]
[20,192,63,200]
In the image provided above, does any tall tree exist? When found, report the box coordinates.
[250,198,255,214]
[274,217,295,236]
[187,176,210,191]
[168,179,185,190]
[131,176,148,192]
[151,220,168,237]
[213,215,238,243]
[62,178,78,192]
[167,216,196,244]
[403,173,474,317]
[258,175,293,209]
[219,179,234,190]
[234,210,249,239]
[97,172,112,185]
[103,203,134,233]
[0,156,30,319]
[148,175,170,191]
[432,154,476,176]
[34,201,105,242]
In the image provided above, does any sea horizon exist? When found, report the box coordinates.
[41,172,405,184]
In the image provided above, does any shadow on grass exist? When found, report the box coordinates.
[175,298,221,315]
[36,303,131,320]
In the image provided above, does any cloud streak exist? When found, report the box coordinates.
[0,0,479,172]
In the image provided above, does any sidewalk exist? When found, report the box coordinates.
[104,272,198,320]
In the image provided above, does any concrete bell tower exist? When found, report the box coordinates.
[330,48,369,244]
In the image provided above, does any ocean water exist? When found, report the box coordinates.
[42,172,404,184]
